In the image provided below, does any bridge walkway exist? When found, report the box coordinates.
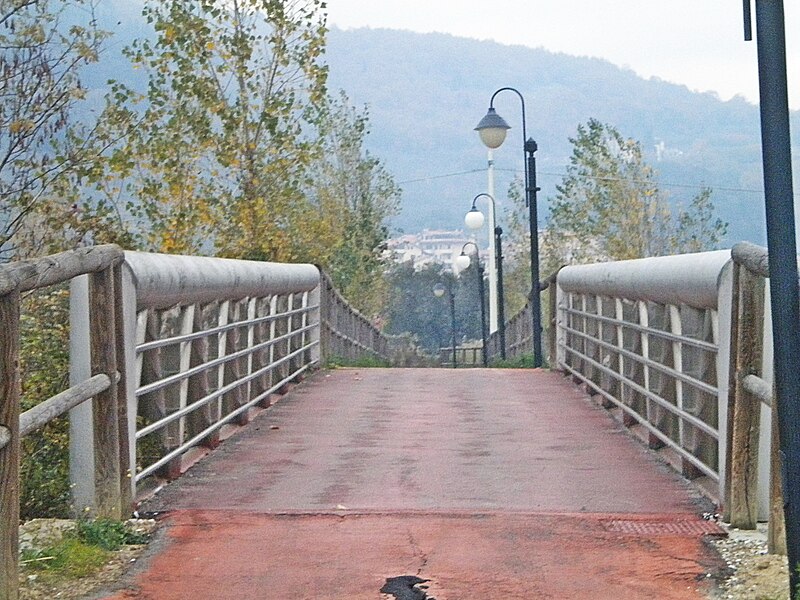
[102,368,726,599]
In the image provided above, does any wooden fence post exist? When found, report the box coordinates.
[769,391,786,553]
[113,265,133,513]
[89,267,122,520]
[728,266,765,529]
[0,289,20,600]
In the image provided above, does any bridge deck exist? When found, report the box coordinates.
[104,368,725,599]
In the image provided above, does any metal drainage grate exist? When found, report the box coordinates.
[602,519,726,537]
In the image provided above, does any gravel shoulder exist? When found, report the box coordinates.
[709,523,789,600]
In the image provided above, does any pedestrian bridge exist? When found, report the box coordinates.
[0,243,783,598]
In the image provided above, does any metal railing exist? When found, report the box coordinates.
[1,245,390,600]
[553,246,784,554]
[318,271,389,363]
[486,269,560,365]
[556,251,729,485]
[69,250,323,509]
[437,345,484,367]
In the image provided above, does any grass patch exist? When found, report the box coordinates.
[326,355,391,368]
[77,519,149,551]
[489,354,537,368]
[21,537,109,580]
[20,519,151,584]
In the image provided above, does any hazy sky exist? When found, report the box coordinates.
[326,0,800,109]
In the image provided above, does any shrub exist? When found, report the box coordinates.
[19,286,72,519]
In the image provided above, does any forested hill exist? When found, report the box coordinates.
[324,27,785,245]
[83,4,790,245]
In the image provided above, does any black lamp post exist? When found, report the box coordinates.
[745,0,800,592]
[433,282,457,368]
[494,226,507,360]
[456,241,488,367]
[464,192,506,360]
[475,87,543,368]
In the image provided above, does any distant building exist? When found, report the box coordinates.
[387,229,488,271]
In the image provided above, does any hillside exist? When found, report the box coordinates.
[325,27,781,244]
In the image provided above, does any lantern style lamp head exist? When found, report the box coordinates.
[433,283,446,298]
[475,107,511,149]
[455,252,471,271]
[464,207,485,230]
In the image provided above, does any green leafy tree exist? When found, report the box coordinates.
[544,119,727,267]
[384,261,484,352]
[500,119,727,317]
[104,0,328,256]
[0,0,110,260]
[310,91,401,317]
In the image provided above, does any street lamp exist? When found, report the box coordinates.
[456,242,488,367]
[464,193,506,360]
[464,193,499,334]
[433,282,457,369]
[475,87,543,367]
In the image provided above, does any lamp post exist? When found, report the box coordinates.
[464,192,499,334]
[475,87,543,368]
[433,282,457,369]
[464,193,506,360]
[745,0,800,591]
[455,241,488,367]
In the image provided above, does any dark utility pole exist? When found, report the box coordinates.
[477,264,489,367]
[748,0,800,594]
[448,290,457,369]
[495,227,507,360]
[525,138,543,367]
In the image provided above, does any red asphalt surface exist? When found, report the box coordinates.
[103,368,726,599]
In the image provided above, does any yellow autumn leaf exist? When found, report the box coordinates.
[9,120,34,133]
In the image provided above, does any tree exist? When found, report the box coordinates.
[500,119,728,316]
[104,0,328,256]
[543,119,726,268]
[0,0,109,260]
[384,261,484,352]
[310,91,401,317]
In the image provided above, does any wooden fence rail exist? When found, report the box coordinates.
[1,245,125,600]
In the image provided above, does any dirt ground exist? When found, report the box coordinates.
[17,519,160,600]
[709,524,790,600]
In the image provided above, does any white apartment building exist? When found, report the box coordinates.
[387,229,488,271]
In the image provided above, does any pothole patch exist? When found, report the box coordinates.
[380,575,435,600]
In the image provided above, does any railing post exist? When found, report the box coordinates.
[770,390,787,553]
[309,281,322,366]
[0,288,21,600]
[628,301,649,430]
[186,304,219,447]
[223,300,249,426]
[548,279,558,366]
[69,275,95,512]
[89,266,122,520]
[728,265,765,528]
[113,264,133,513]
